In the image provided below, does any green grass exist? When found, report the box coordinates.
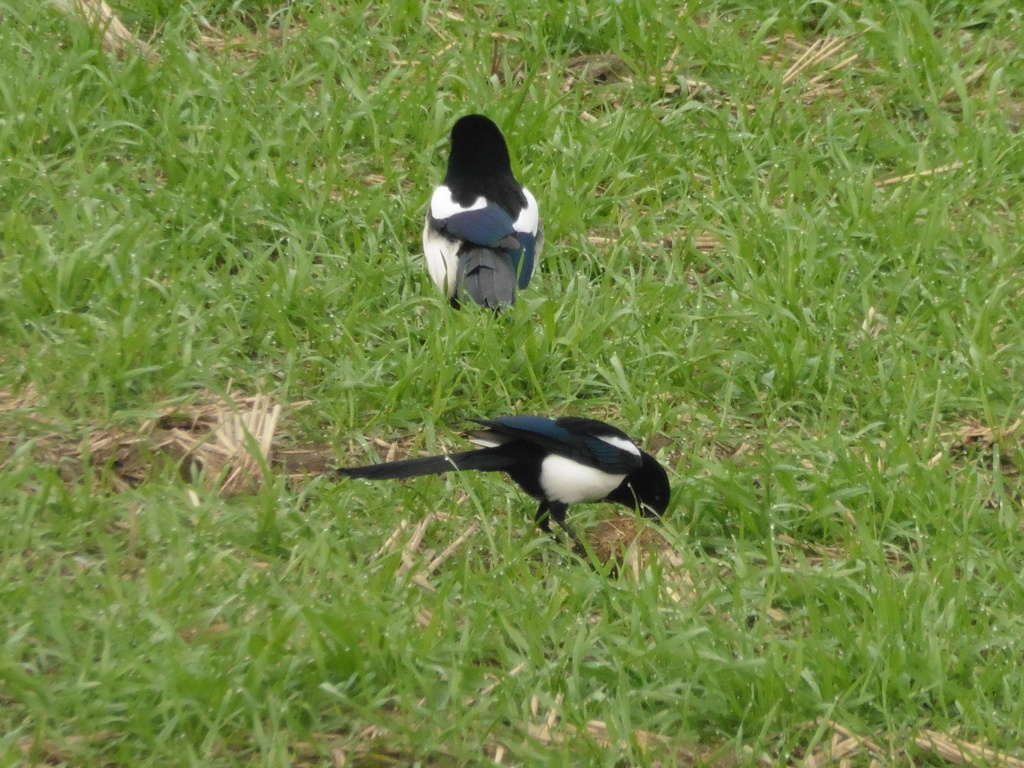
[2,0,1024,764]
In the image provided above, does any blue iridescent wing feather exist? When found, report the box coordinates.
[434,205,519,250]
[510,232,536,289]
[472,416,640,474]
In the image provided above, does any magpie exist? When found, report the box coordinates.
[337,415,670,545]
[423,114,542,309]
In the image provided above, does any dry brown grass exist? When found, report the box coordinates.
[290,697,1024,767]
[588,230,722,253]
[790,719,1024,768]
[51,0,156,60]
[930,415,1024,477]
[0,388,335,495]
[21,716,1024,768]
[773,34,859,102]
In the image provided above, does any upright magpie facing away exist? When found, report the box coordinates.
[338,416,670,545]
[423,114,542,309]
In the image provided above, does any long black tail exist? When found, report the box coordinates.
[337,447,515,481]
[457,247,516,309]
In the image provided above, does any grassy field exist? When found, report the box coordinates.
[2,0,1024,765]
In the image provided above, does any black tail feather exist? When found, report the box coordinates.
[337,447,516,481]
[458,247,516,308]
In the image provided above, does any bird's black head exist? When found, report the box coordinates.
[605,452,671,519]
[446,114,513,183]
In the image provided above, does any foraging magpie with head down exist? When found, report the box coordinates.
[423,114,542,309]
[337,415,670,545]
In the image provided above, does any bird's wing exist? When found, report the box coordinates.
[509,230,537,290]
[470,416,642,475]
[431,204,521,251]
[510,187,541,289]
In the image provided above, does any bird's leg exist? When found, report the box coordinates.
[536,502,584,552]
[547,502,584,552]
[534,501,553,533]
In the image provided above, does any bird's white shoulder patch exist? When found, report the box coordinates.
[423,221,460,298]
[468,436,503,448]
[596,435,641,457]
[430,185,487,220]
[513,187,540,235]
[539,454,626,505]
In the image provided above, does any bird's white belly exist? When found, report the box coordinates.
[539,454,625,504]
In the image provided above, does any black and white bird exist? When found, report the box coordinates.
[423,114,542,309]
[338,415,670,545]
